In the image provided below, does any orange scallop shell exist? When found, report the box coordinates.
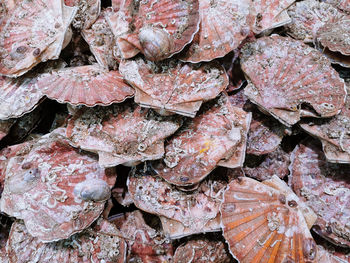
[221,176,317,263]
[0,130,116,242]
[119,58,228,117]
[241,35,346,126]
[37,64,134,106]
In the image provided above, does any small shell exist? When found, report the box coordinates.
[73,178,111,202]
[0,130,116,242]
[64,0,100,29]
[241,35,346,126]
[289,139,350,247]
[221,176,317,263]
[37,64,134,106]
[119,58,228,117]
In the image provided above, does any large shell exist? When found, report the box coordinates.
[289,140,350,247]
[0,130,116,242]
[221,175,317,263]
[0,0,75,77]
[66,103,181,167]
[64,0,100,29]
[154,94,251,186]
[107,0,200,61]
[173,239,231,263]
[119,58,228,117]
[6,219,126,263]
[37,64,134,106]
[286,0,345,43]
[241,35,346,127]
[180,0,251,63]
[0,120,15,141]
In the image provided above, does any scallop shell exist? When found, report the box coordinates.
[6,219,126,263]
[0,0,74,77]
[173,239,231,263]
[119,58,228,117]
[81,9,118,69]
[0,130,116,242]
[316,245,350,263]
[241,35,346,127]
[66,103,181,167]
[221,175,317,263]
[286,0,345,43]
[128,174,222,234]
[289,139,350,247]
[64,0,100,29]
[0,120,15,141]
[324,0,350,13]
[37,64,134,106]
[180,0,251,63]
[107,0,200,61]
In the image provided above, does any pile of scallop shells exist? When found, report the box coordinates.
[1,0,350,262]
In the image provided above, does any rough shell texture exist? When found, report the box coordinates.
[221,176,317,263]
[289,140,350,247]
[107,0,200,61]
[6,219,126,263]
[0,130,116,242]
[119,58,228,117]
[180,0,251,62]
[64,0,100,29]
[66,103,181,167]
[110,210,173,262]
[37,64,134,106]
[128,174,223,235]
[81,9,118,69]
[154,94,251,186]
[173,239,231,263]
[316,244,350,263]
[0,119,15,140]
[286,0,345,43]
[241,35,346,126]
[324,0,350,13]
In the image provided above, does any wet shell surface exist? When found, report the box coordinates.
[289,140,350,247]
[66,103,181,167]
[241,35,346,126]
[221,175,317,263]
[0,130,116,242]
[154,94,251,186]
[64,0,100,29]
[37,64,134,106]
[107,0,200,61]
[180,0,251,62]
[119,58,228,117]
[6,219,126,263]
[173,239,231,263]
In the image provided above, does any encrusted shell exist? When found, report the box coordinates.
[221,176,317,263]
[241,35,346,127]
[289,139,350,247]
[64,0,100,29]
[324,0,350,13]
[0,130,116,242]
[119,58,228,117]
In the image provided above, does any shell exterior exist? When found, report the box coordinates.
[221,176,317,263]
[0,119,15,140]
[66,103,182,167]
[316,245,350,263]
[173,239,231,263]
[154,94,251,186]
[119,58,228,117]
[286,0,345,43]
[37,64,134,106]
[128,174,222,233]
[64,0,100,29]
[241,35,346,127]
[0,130,116,242]
[6,219,126,263]
[81,9,118,69]
[324,0,350,13]
[289,140,350,247]
[107,0,200,61]
[180,0,252,63]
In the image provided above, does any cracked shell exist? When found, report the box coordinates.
[64,0,100,29]
[241,35,346,127]
[0,130,116,242]
[6,219,126,263]
[289,139,350,247]
[180,0,252,63]
[221,175,317,263]
[37,64,134,106]
[106,0,199,61]
[154,94,251,186]
[66,103,181,167]
[119,58,228,118]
